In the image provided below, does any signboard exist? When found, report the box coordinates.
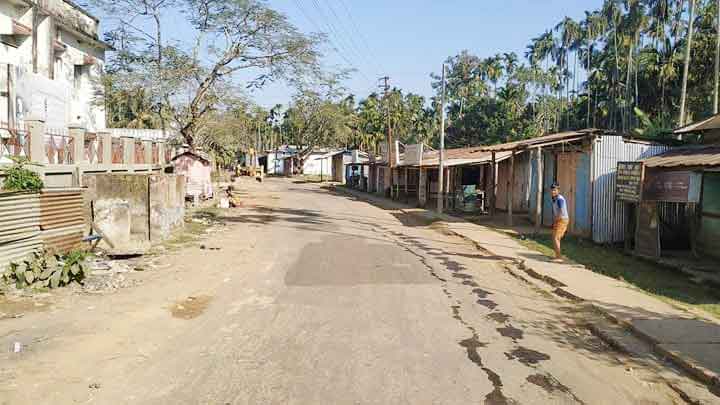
[404,143,424,166]
[616,162,643,202]
[643,170,702,203]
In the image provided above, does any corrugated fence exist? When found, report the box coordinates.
[591,136,668,244]
[40,189,85,254]
[0,188,85,271]
[0,192,42,271]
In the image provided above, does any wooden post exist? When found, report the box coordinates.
[535,147,544,232]
[508,150,515,226]
[490,152,496,216]
[404,167,409,203]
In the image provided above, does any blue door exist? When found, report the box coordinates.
[574,153,591,236]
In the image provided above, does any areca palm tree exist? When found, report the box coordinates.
[679,0,696,126]
[582,10,607,128]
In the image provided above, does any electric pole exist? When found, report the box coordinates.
[437,64,447,213]
[379,76,392,196]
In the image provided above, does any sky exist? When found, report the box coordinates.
[251,0,603,108]
[95,0,603,109]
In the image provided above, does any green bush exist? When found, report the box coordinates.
[2,157,43,192]
[2,250,89,289]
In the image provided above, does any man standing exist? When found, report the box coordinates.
[550,183,569,262]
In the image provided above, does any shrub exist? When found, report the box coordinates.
[2,250,89,289]
[2,157,43,192]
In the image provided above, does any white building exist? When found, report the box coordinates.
[0,0,110,132]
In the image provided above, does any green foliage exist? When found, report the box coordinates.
[2,157,43,192]
[632,107,673,139]
[2,250,89,289]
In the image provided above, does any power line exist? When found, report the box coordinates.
[292,0,356,71]
[297,0,376,86]
[319,0,383,76]
[335,0,385,74]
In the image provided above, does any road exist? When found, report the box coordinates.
[0,178,696,404]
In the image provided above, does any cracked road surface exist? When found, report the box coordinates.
[0,178,699,404]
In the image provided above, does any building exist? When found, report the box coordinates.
[634,147,720,260]
[364,130,669,244]
[281,148,346,179]
[481,130,668,243]
[171,150,213,200]
[1,0,111,132]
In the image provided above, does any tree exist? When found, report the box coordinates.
[679,0,696,126]
[94,0,322,147]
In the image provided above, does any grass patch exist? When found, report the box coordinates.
[161,208,222,250]
[518,234,720,319]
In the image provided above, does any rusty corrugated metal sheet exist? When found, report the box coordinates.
[480,129,605,152]
[40,189,85,230]
[674,113,720,134]
[40,225,84,254]
[641,146,720,168]
[591,136,668,243]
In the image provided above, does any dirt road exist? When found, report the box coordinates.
[0,178,705,404]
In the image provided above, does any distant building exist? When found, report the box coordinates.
[172,150,213,200]
[0,0,112,131]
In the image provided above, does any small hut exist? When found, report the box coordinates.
[171,150,213,199]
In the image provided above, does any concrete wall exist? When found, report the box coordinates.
[149,175,185,241]
[83,173,185,254]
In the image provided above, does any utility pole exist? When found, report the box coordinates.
[379,76,392,196]
[437,63,447,213]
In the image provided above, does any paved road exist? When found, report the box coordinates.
[1,178,694,404]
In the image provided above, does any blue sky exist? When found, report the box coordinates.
[253,0,601,108]
[96,0,603,108]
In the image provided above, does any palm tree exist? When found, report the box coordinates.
[603,0,623,130]
[582,10,607,128]
[714,0,720,114]
[679,0,696,126]
[555,16,581,129]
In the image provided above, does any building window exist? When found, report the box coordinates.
[73,65,83,90]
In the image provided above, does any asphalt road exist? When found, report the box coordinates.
[0,178,695,404]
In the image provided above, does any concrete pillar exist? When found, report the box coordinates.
[68,125,86,165]
[158,141,167,165]
[419,168,427,207]
[143,140,153,165]
[122,137,134,165]
[100,132,112,165]
[26,118,47,164]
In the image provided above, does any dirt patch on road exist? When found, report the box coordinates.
[0,296,51,320]
[171,295,213,319]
